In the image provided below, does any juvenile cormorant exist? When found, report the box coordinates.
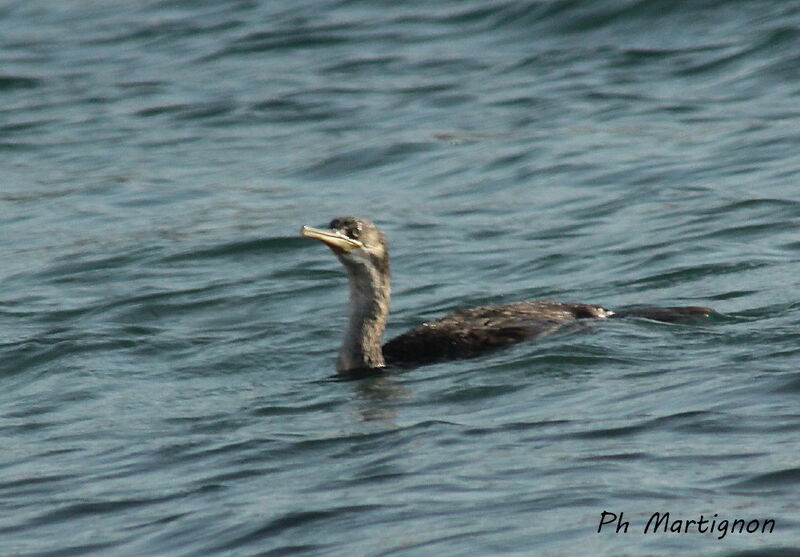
[302,217,712,375]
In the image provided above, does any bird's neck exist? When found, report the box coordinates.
[338,266,390,373]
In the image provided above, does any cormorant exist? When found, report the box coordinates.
[302,217,712,375]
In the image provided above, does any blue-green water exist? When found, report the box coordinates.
[2,1,800,555]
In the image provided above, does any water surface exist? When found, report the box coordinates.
[2,1,800,555]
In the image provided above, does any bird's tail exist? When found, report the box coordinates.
[610,306,714,323]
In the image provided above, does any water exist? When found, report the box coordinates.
[2,1,800,555]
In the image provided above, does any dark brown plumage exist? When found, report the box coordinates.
[302,217,713,375]
[382,301,608,365]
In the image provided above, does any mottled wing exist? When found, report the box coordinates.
[382,300,610,366]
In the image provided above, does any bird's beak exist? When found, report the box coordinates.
[301,225,364,254]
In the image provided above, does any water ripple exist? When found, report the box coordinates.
[2,0,800,555]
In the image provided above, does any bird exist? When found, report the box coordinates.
[301,216,712,375]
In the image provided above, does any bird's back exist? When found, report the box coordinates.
[382,300,611,366]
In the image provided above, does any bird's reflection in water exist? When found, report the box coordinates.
[344,372,410,423]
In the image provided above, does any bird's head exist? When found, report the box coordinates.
[301,216,389,280]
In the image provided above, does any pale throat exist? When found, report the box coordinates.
[337,263,391,372]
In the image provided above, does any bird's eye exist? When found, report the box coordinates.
[327,218,363,241]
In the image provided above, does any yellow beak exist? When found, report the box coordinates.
[301,225,364,253]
